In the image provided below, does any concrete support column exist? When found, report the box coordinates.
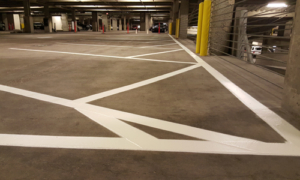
[23,0,34,33]
[44,5,52,33]
[282,0,300,117]
[119,19,122,31]
[284,21,293,37]
[124,17,126,31]
[101,14,109,32]
[92,12,98,31]
[1,13,9,31]
[232,7,246,56]
[140,12,146,31]
[71,10,76,22]
[112,18,117,31]
[71,10,76,32]
[237,9,248,59]
[179,0,189,38]
[145,13,150,31]
[61,14,68,31]
[172,0,179,35]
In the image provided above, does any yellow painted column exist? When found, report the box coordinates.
[196,2,204,54]
[175,19,180,38]
[169,23,173,35]
[200,0,212,56]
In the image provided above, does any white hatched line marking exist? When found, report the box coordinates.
[74,64,201,103]
[169,34,300,146]
[1,83,300,156]
[1,35,300,156]
[56,42,181,50]
[127,49,184,58]
[140,43,178,48]
[9,48,195,65]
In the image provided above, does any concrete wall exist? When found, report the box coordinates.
[1,13,8,30]
[209,0,236,55]
[7,14,14,27]
[52,16,62,31]
[13,14,21,30]
[33,16,44,23]
[282,0,300,117]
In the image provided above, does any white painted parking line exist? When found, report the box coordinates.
[2,34,300,156]
[140,43,178,48]
[0,84,263,148]
[95,38,172,41]
[1,83,300,155]
[77,109,157,148]
[138,40,174,43]
[0,134,253,154]
[56,42,181,50]
[0,134,139,150]
[9,48,195,65]
[127,49,184,58]
[74,64,201,103]
[57,42,131,48]
[169,35,300,146]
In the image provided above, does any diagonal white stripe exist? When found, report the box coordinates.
[9,48,195,65]
[57,42,180,50]
[74,64,201,103]
[140,43,178,48]
[0,84,261,148]
[127,49,184,58]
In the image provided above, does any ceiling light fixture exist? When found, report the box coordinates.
[267,3,288,7]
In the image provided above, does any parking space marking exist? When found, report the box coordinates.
[140,43,178,48]
[9,48,196,65]
[0,134,253,154]
[74,64,201,103]
[56,42,181,50]
[0,84,264,153]
[169,35,300,146]
[0,134,139,150]
[127,49,184,58]
[2,33,300,156]
[2,83,300,156]
[37,37,52,39]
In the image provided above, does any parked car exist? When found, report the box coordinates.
[34,22,44,30]
[110,26,119,30]
[151,25,165,33]
[77,22,90,31]
[251,46,262,58]
[0,22,5,31]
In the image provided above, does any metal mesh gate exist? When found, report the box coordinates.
[208,0,296,75]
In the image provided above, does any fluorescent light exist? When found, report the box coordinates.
[267,3,287,7]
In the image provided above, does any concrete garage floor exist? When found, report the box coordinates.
[0,31,300,180]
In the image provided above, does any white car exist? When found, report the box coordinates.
[251,46,262,58]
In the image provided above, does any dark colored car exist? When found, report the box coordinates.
[151,25,165,33]
[34,22,44,30]
[77,22,91,31]
[0,22,6,31]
